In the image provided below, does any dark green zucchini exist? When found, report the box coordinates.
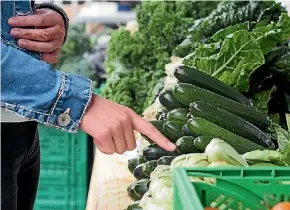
[126,201,142,210]
[193,136,214,152]
[158,89,187,110]
[142,120,170,143]
[176,136,200,154]
[138,155,147,164]
[190,101,275,149]
[167,108,189,123]
[174,66,253,107]
[157,156,176,165]
[163,121,184,143]
[128,158,139,174]
[133,160,157,180]
[187,117,265,154]
[182,124,193,136]
[174,83,270,129]
[143,144,179,161]
[127,179,149,201]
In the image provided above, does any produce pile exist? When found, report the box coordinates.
[123,1,290,209]
[102,1,219,114]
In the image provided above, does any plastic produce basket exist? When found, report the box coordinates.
[173,167,290,210]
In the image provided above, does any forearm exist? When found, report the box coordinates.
[1,43,93,132]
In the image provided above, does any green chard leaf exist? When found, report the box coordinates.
[183,13,290,93]
[185,29,265,92]
[251,13,290,55]
[286,114,290,132]
[252,89,272,114]
[274,125,290,153]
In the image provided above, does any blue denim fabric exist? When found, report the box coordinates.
[1,0,93,132]
[1,0,41,59]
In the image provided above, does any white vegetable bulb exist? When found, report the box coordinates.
[149,177,172,193]
[205,138,248,166]
[139,191,152,208]
[152,186,173,204]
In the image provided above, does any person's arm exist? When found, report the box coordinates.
[1,43,93,133]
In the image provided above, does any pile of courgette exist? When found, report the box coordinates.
[125,65,278,210]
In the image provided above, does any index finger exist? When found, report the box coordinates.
[130,112,176,151]
[8,13,58,27]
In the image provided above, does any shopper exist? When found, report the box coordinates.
[1,1,176,210]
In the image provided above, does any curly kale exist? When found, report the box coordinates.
[175,0,287,57]
[103,1,219,114]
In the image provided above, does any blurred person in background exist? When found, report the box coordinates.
[1,1,175,210]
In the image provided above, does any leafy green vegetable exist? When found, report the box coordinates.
[274,125,290,152]
[184,29,265,92]
[176,1,286,56]
[252,90,271,114]
[103,1,219,114]
[170,153,209,169]
[183,13,290,92]
[242,150,288,166]
[205,138,248,166]
[287,114,290,132]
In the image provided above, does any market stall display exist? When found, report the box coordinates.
[102,1,219,114]
[118,1,290,209]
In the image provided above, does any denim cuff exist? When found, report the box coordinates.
[47,72,93,133]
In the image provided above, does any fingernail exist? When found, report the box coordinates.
[168,142,176,151]
[18,40,28,48]
[8,18,18,26]
[10,30,20,37]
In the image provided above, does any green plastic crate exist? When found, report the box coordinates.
[35,186,87,210]
[35,125,89,210]
[173,167,290,210]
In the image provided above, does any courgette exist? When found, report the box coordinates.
[193,136,214,152]
[182,124,193,136]
[133,160,157,180]
[158,89,187,110]
[143,144,179,161]
[190,101,275,149]
[142,120,170,143]
[126,201,142,210]
[187,117,265,154]
[157,156,176,165]
[163,121,184,143]
[167,108,189,123]
[176,136,200,154]
[174,66,253,106]
[127,179,149,201]
[128,158,139,174]
[174,83,270,129]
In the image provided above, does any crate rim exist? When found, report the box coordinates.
[173,167,290,210]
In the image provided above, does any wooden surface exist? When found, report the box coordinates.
[86,149,135,210]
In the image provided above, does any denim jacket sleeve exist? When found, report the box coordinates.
[1,43,93,133]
